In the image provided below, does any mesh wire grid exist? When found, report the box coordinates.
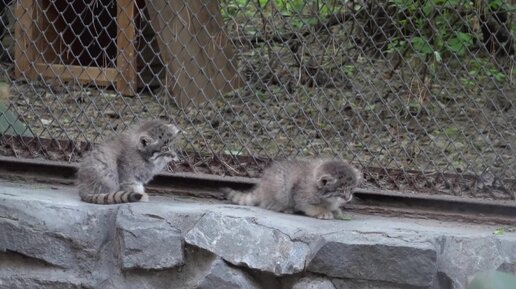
[0,0,514,200]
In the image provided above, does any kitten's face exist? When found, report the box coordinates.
[137,121,182,162]
[315,161,362,202]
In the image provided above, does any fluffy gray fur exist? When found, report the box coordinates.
[77,119,181,204]
[227,159,363,219]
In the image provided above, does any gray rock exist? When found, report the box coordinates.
[290,277,336,289]
[0,277,85,289]
[308,233,437,288]
[331,278,409,289]
[116,206,184,270]
[195,258,261,289]
[2,180,516,289]
[436,236,507,289]
[0,193,115,270]
[185,212,313,275]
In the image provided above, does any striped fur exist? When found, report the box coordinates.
[225,159,363,219]
[226,188,259,206]
[80,190,144,204]
[76,119,181,205]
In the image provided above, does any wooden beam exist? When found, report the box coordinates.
[34,63,118,86]
[14,0,37,79]
[116,0,137,96]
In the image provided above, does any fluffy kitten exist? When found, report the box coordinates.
[227,159,362,219]
[77,119,181,204]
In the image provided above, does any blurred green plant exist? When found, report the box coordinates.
[468,270,516,289]
[220,0,344,28]
[0,82,32,137]
[383,0,513,90]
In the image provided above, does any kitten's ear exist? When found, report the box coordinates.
[138,135,153,150]
[317,175,335,189]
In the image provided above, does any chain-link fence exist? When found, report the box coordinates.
[0,0,514,200]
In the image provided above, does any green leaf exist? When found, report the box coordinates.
[337,214,353,221]
[434,51,442,63]
[444,126,460,138]
[488,0,505,10]
[422,1,433,16]
[258,0,269,8]
[365,104,376,111]
[411,37,433,55]
[447,32,473,56]
[342,65,356,76]
[494,228,505,235]
[224,149,243,156]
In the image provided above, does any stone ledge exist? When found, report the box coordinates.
[116,206,184,270]
[0,180,515,289]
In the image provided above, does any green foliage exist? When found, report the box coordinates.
[342,65,355,76]
[386,0,511,83]
[465,58,508,85]
[220,0,345,29]
[387,0,477,58]
[494,227,505,235]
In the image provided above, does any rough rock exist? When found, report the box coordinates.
[436,236,508,289]
[185,211,313,275]
[194,258,261,289]
[0,187,115,270]
[331,278,412,289]
[2,181,516,289]
[116,206,184,270]
[0,277,85,289]
[308,232,437,288]
[290,277,336,289]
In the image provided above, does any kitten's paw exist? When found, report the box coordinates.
[282,208,295,214]
[315,211,334,220]
[332,208,346,219]
[139,193,150,202]
[134,183,145,194]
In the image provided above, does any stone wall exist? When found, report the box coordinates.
[0,181,515,289]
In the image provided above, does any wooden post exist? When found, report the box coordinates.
[147,0,241,108]
[14,0,37,79]
[116,0,138,96]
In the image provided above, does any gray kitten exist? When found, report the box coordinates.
[77,119,181,204]
[227,159,362,219]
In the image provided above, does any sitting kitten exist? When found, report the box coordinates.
[77,119,181,204]
[227,159,362,219]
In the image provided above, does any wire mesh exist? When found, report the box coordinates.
[0,0,514,200]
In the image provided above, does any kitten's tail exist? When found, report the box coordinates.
[80,191,145,204]
[223,188,259,206]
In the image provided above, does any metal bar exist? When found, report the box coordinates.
[0,156,514,223]
[351,188,516,221]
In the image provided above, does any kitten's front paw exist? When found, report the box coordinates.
[316,211,334,220]
[282,208,295,214]
[332,208,345,219]
[139,193,150,202]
